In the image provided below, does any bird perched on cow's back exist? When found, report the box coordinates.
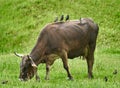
[54,17,58,22]
[79,17,82,22]
[60,15,64,21]
[65,15,69,21]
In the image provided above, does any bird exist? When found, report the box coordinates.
[65,15,69,21]
[1,80,8,84]
[104,76,108,82]
[60,15,64,21]
[113,69,117,75]
[79,17,82,22]
[54,17,58,22]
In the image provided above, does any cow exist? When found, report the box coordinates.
[14,18,99,81]
[14,52,57,81]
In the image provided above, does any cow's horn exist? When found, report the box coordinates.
[14,52,24,58]
[29,56,37,68]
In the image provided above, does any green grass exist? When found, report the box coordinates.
[0,0,120,53]
[0,53,120,88]
[0,0,120,88]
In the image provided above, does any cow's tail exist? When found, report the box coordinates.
[95,23,99,36]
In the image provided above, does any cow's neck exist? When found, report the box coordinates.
[30,52,42,66]
[30,44,46,66]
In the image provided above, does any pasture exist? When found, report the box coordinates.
[0,0,120,88]
[0,52,120,88]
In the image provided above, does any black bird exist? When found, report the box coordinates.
[1,80,8,84]
[65,15,69,21]
[113,69,117,75]
[79,17,82,22]
[54,17,58,22]
[60,15,64,21]
[104,76,108,82]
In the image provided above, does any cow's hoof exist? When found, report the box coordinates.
[45,77,50,80]
[88,75,94,79]
[36,76,40,82]
[37,79,40,82]
[68,77,74,81]
[36,78,40,82]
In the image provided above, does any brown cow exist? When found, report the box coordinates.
[14,18,99,81]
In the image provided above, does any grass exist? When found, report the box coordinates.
[0,53,120,88]
[0,0,120,53]
[0,0,120,88]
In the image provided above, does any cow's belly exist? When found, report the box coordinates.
[68,49,85,59]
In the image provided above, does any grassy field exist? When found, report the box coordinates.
[0,53,120,88]
[0,0,120,88]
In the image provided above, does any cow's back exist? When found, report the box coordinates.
[37,19,99,58]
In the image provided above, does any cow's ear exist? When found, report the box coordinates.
[14,52,24,58]
[28,56,37,68]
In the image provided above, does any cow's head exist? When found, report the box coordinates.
[14,52,38,81]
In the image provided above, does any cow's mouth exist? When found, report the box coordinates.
[27,72,34,79]
[19,78,28,81]
[19,72,34,81]
[19,67,37,81]
[19,75,33,81]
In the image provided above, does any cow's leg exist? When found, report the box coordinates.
[60,50,73,80]
[86,53,94,79]
[45,57,56,80]
[45,63,50,80]
[86,44,95,79]
[34,69,40,82]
